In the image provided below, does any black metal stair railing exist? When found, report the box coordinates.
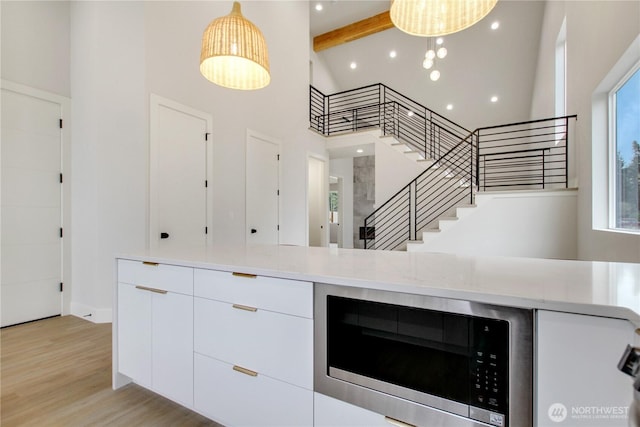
[310,84,470,162]
[363,132,477,250]
[310,84,577,251]
[363,115,577,250]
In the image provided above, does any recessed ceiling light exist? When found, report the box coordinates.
[356,149,364,153]
[430,70,440,81]
[491,95,499,103]
[389,50,397,58]
[407,111,414,117]
[491,21,500,30]
[315,3,323,11]
[446,104,453,110]
[350,62,357,70]
[436,37,444,45]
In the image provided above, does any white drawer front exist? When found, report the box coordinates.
[314,392,392,427]
[194,297,313,389]
[194,353,313,427]
[193,268,312,318]
[118,259,193,295]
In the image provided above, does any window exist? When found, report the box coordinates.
[611,64,640,231]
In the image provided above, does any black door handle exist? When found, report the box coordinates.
[160,232,169,239]
[251,228,257,234]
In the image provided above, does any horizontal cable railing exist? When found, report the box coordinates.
[476,115,577,190]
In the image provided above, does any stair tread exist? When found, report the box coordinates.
[423,228,441,233]
[439,217,459,221]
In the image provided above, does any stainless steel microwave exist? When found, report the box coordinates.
[314,283,533,427]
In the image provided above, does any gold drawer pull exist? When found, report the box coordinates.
[385,417,416,427]
[232,304,258,312]
[232,365,258,377]
[142,261,159,266]
[135,285,167,295]
[232,272,257,279]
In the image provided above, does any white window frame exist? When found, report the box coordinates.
[608,60,640,232]
[592,34,640,234]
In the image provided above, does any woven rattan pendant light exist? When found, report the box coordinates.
[390,0,498,37]
[200,2,270,90]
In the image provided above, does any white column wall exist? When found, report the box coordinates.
[70,1,147,321]
[530,1,640,262]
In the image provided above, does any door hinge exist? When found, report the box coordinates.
[205,132,210,141]
[277,189,280,196]
[59,173,63,183]
[205,226,208,234]
[277,154,280,161]
[277,225,280,231]
[59,119,63,129]
[205,180,208,188]
[59,228,63,238]
[60,282,63,292]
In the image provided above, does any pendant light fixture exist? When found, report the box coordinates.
[200,2,270,90]
[390,0,499,37]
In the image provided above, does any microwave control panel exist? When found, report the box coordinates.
[469,317,510,426]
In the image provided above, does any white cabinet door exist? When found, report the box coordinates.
[194,353,313,427]
[152,291,193,407]
[117,278,193,407]
[314,392,390,427]
[537,310,634,427]
[117,283,152,388]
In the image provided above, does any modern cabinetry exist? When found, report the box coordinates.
[117,260,194,407]
[193,269,314,426]
[536,310,634,427]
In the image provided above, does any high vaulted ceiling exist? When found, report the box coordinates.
[310,0,546,132]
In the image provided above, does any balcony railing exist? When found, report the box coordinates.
[310,84,469,162]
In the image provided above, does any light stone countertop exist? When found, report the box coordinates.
[117,245,640,325]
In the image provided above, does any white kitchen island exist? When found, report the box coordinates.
[113,245,640,427]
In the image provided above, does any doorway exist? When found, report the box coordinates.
[329,176,344,248]
[1,82,70,327]
[149,95,212,248]
[308,155,328,247]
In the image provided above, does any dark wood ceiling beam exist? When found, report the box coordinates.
[313,11,394,52]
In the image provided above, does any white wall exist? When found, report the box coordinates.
[144,1,324,248]
[69,1,323,318]
[375,139,426,206]
[530,1,640,262]
[329,157,353,249]
[1,1,70,97]
[411,190,578,260]
[310,47,339,94]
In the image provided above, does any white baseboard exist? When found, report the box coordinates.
[70,302,112,323]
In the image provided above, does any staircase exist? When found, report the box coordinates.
[310,84,577,251]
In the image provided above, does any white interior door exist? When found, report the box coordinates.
[308,156,328,247]
[1,88,62,326]
[150,96,212,248]
[246,131,279,245]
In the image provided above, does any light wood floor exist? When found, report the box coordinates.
[1,315,222,426]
